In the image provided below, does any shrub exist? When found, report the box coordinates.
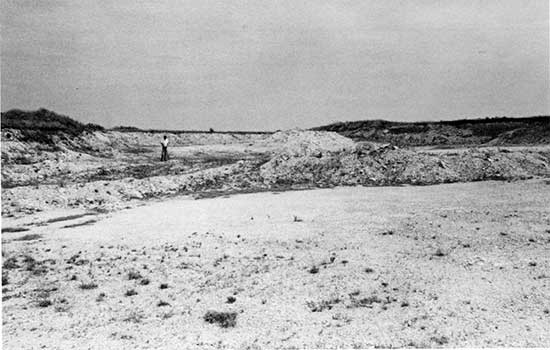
[203,311,237,328]
[125,289,138,297]
[79,282,98,290]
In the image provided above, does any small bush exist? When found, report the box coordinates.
[434,248,446,257]
[79,282,98,290]
[128,270,143,280]
[349,295,383,308]
[125,289,138,297]
[37,299,52,308]
[159,283,168,289]
[203,310,237,328]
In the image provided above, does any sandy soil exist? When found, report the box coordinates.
[2,180,550,349]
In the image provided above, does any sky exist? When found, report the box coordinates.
[1,0,549,131]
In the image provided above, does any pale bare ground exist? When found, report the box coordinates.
[2,180,550,349]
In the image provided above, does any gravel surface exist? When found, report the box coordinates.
[2,180,550,349]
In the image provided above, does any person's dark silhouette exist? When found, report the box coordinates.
[160,135,169,161]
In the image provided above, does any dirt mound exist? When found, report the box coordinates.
[265,129,356,156]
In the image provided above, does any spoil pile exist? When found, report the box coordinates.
[260,132,550,187]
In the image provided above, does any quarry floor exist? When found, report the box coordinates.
[2,179,550,349]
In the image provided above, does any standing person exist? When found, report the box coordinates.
[160,135,169,161]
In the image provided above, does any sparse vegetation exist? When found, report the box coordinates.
[1,227,30,233]
[1,108,104,139]
[62,220,97,229]
[45,213,95,224]
[13,234,42,241]
[349,295,383,308]
[313,116,550,146]
[3,257,20,269]
[123,311,144,323]
[431,335,449,345]
[306,298,342,312]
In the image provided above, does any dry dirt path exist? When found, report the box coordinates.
[2,180,550,349]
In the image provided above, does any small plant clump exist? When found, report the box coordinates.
[434,248,446,257]
[203,310,237,328]
[3,257,20,270]
[128,270,143,280]
[431,336,449,345]
[96,292,106,302]
[37,299,52,308]
[306,298,341,312]
[125,289,138,297]
[159,283,169,289]
[79,282,98,290]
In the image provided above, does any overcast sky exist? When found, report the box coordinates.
[2,0,548,130]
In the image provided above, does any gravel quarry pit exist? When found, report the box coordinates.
[2,180,550,349]
[2,128,550,348]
